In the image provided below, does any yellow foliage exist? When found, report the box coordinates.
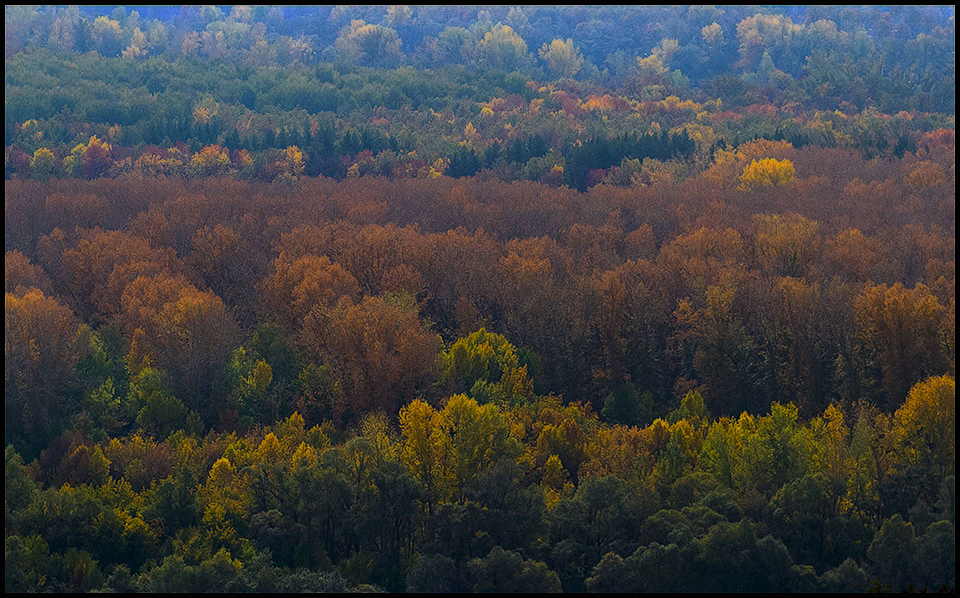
[542,454,567,489]
[738,158,796,190]
[291,441,319,469]
[538,38,584,78]
[257,432,283,463]
[702,22,723,44]
[30,148,58,181]
[207,457,235,487]
[891,376,955,480]
[428,157,449,178]
[190,145,231,175]
[251,360,273,393]
[715,139,795,165]
[135,153,184,177]
[192,96,220,125]
[277,145,305,179]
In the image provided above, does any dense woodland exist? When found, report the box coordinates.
[4,5,956,594]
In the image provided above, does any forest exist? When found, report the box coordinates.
[4,5,956,594]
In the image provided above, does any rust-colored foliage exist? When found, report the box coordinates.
[301,296,440,418]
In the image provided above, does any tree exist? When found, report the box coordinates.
[440,328,521,392]
[738,158,796,190]
[853,283,947,406]
[867,514,917,590]
[5,289,87,451]
[335,20,403,68]
[752,213,820,278]
[446,147,481,178]
[301,296,438,418]
[889,376,955,492]
[701,22,724,45]
[431,27,476,65]
[258,255,360,333]
[539,38,584,78]
[406,553,459,592]
[154,287,239,422]
[478,25,529,72]
[916,519,956,591]
[64,136,113,180]
[437,394,517,503]
[601,382,648,426]
[91,16,123,56]
[189,145,231,176]
[399,399,443,506]
[30,148,58,181]
[5,445,39,528]
[5,251,53,295]
[677,283,763,416]
[59,229,183,321]
[122,27,148,61]
[130,367,188,438]
[818,558,868,593]
[467,546,562,593]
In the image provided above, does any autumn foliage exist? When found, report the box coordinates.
[3,4,956,595]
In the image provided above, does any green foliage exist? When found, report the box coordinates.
[440,328,520,392]
[601,382,653,426]
[127,368,187,438]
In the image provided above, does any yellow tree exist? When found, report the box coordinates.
[437,394,517,503]
[399,398,445,508]
[30,148,58,181]
[738,158,796,190]
[889,375,955,487]
[155,287,240,421]
[335,20,404,68]
[539,38,584,78]
[275,146,305,182]
[478,25,529,71]
[190,145,231,176]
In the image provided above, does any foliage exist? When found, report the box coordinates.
[3,4,956,594]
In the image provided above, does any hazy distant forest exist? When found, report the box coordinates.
[4,5,956,593]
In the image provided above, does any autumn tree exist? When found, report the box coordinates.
[301,296,439,419]
[5,289,88,451]
[335,20,403,68]
[258,255,360,333]
[853,283,948,406]
[738,158,796,191]
[64,136,113,180]
[889,375,955,495]
[5,250,54,295]
[478,25,529,72]
[539,38,584,78]
[153,287,240,423]
[752,213,820,278]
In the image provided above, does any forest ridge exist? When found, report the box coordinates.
[4,5,957,594]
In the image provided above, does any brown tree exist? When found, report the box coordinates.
[300,295,440,419]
